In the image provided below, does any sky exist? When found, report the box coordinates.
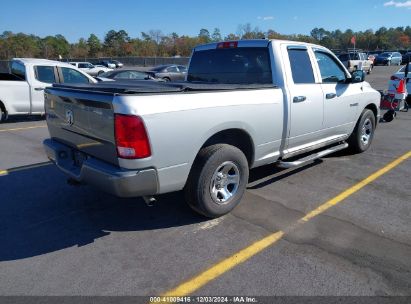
[0,0,410,42]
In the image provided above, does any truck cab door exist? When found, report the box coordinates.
[30,65,58,113]
[283,46,325,153]
[313,50,358,137]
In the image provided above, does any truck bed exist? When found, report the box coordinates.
[52,80,275,95]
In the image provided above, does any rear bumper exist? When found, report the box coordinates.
[43,139,158,198]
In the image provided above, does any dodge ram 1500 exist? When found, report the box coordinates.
[43,39,380,218]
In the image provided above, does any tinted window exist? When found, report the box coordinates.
[11,61,26,80]
[188,47,272,84]
[338,54,350,61]
[315,52,346,83]
[61,68,90,84]
[35,66,56,83]
[288,49,315,84]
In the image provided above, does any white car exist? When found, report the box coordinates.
[0,58,96,122]
[70,62,113,76]
[388,65,411,100]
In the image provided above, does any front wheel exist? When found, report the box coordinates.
[184,144,249,218]
[0,106,6,123]
[348,109,376,153]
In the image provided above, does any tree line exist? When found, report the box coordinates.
[0,24,410,60]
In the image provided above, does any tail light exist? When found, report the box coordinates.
[217,41,238,49]
[390,75,400,81]
[114,114,151,159]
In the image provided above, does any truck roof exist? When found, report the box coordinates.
[194,39,328,52]
[13,58,74,67]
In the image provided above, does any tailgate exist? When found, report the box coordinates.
[45,87,119,166]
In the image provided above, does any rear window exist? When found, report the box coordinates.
[187,47,272,84]
[11,61,26,80]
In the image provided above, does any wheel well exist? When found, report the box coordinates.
[365,103,378,121]
[201,129,254,166]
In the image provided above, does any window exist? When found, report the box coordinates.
[114,71,146,80]
[315,51,346,83]
[166,66,178,73]
[60,68,90,84]
[288,48,315,84]
[187,47,272,84]
[178,66,187,73]
[35,66,56,83]
[11,61,26,80]
[78,63,92,69]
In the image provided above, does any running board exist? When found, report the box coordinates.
[277,142,349,169]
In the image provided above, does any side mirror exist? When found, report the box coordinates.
[350,70,365,83]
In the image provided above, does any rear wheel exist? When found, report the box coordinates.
[184,144,249,218]
[348,109,376,153]
[162,77,171,82]
[97,70,105,76]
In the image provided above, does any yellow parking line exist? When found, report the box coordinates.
[0,125,46,132]
[0,161,52,177]
[162,150,411,297]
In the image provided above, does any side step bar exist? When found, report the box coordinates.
[277,142,349,169]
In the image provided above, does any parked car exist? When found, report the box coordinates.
[98,60,116,69]
[374,52,402,66]
[111,60,124,68]
[337,52,373,74]
[148,64,187,81]
[96,69,161,81]
[0,58,96,122]
[99,60,124,69]
[388,65,411,104]
[401,52,411,64]
[43,39,380,218]
[70,62,113,76]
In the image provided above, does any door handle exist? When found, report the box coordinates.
[326,93,337,99]
[34,87,45,91]
[293,96,306,103]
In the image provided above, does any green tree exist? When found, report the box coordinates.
[198,28,211,43]
[87,34,101,57]
[211,28,222,42]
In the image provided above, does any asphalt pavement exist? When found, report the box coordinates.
[0,65,410,297]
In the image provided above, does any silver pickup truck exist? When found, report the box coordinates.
[43,39,380,218]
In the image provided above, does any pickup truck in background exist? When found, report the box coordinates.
[337,52,373,74]
[43,39,380,218]
[0,58,96,122]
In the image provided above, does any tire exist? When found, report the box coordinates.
[184,144,249,218]
[162,77,171,82]
[348,109,376,153]
[383,110,396,122]
[97,70,105,76]
[0,105,6,123]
